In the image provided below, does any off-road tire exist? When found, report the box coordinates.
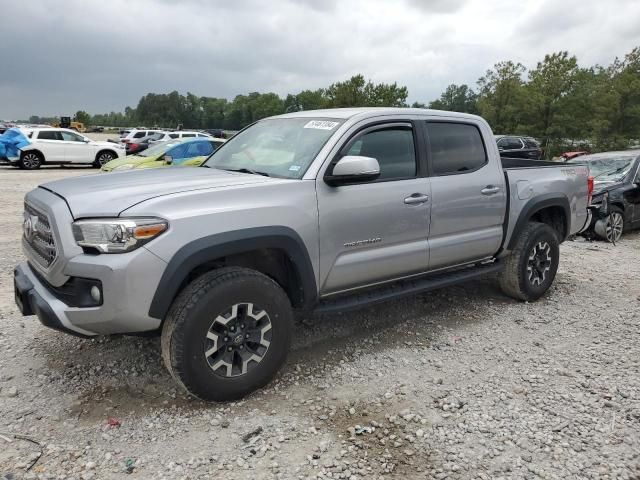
[19,151,43,170]
[500,221,560,301]
[161,267,293,401]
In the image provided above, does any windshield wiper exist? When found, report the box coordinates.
[217,167,271,177]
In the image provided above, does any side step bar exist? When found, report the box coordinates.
[315,261,504,315]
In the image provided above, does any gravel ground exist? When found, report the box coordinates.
[0,166,639,480]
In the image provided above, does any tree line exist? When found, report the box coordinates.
[27,47,640,157]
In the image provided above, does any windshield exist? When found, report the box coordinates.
[137,140,181,157]
[203,118,343,178]
[570,155,637,181]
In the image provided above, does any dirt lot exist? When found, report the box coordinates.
[0,166,639,480]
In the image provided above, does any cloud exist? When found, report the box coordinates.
[0,0,639,119]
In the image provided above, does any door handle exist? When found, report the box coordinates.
[481,186,501,195]
[404,193,429,205]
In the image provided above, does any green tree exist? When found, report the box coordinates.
[522,52,580,155]
[324,75,408,107]
[428,84,478,113]
[74,110,92,126]
[477,61,526,133]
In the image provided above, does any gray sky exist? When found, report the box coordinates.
[1,0,640,119]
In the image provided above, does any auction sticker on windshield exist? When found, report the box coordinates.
[304,120,339,130]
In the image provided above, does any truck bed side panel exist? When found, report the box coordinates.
[502,164,589,251]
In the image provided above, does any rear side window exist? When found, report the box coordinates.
[182,133,196,138]
[346,127,416,180]
[169,133,179,139]
[524,138,540,148]
[133,131,147,138]
[426,122,487,176]
[37,131,62,140]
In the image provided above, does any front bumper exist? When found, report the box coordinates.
[15,263,94,337]
[15,246,167,336]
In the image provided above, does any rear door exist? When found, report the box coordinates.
[316,121,431,294]
[60,131,92,163]
[424,121,506,270]
[35,130,65,161]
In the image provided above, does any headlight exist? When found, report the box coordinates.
[113,164,134,171]
[72,218,168,253]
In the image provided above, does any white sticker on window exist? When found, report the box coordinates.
[289,165,301,171]
[303,120,339,130]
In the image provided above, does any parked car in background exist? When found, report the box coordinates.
[496,135,543,159]
[101,137,224,172]
[203,128,225,138]
[4,127,124,169]
[15,108,590,400]
[125,133,161,155]
[568,151,640,242]
[120,129,162,144]
[148,130,213,144]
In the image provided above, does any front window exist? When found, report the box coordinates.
[61,131,85,142]
[204,118,343,178]
[571,155,637,182]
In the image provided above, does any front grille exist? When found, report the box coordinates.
[23,202,58,268]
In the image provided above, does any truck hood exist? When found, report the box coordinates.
[40,167,272,218]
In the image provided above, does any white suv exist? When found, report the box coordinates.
[16,128,125,169]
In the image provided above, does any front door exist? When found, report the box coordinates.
[60,131,91,163]
[628,162,640,225]
[424,121,506,270]
[316,122,431,294]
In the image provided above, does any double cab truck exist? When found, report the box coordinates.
[14,108,591,401]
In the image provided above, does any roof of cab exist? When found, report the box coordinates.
[273,107,483,121]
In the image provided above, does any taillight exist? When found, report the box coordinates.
[587,175,594,203]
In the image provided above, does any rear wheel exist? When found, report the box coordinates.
[95,151,116,168]
[161,267,293,401]
[19,151,43,170]
[500,222,560,301]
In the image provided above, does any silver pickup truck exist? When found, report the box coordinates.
[14,108,591,400]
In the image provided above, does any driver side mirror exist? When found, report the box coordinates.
[162,155,173,164]
[324,155,380,186]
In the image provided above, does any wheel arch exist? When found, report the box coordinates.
[148,226,318,320]
[21,148,45,161]
[507,194,571,250]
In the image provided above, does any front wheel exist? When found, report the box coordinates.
[594,206,624,243]
[95,151,116,168]
[161,267,293,401]
[500,222,560,301]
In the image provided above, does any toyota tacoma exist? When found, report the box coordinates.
[14,108,591,401]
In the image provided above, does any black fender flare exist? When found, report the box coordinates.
[148,226,317,320]
[507,194,571,250]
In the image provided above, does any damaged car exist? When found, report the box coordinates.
[568,150,640,242]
